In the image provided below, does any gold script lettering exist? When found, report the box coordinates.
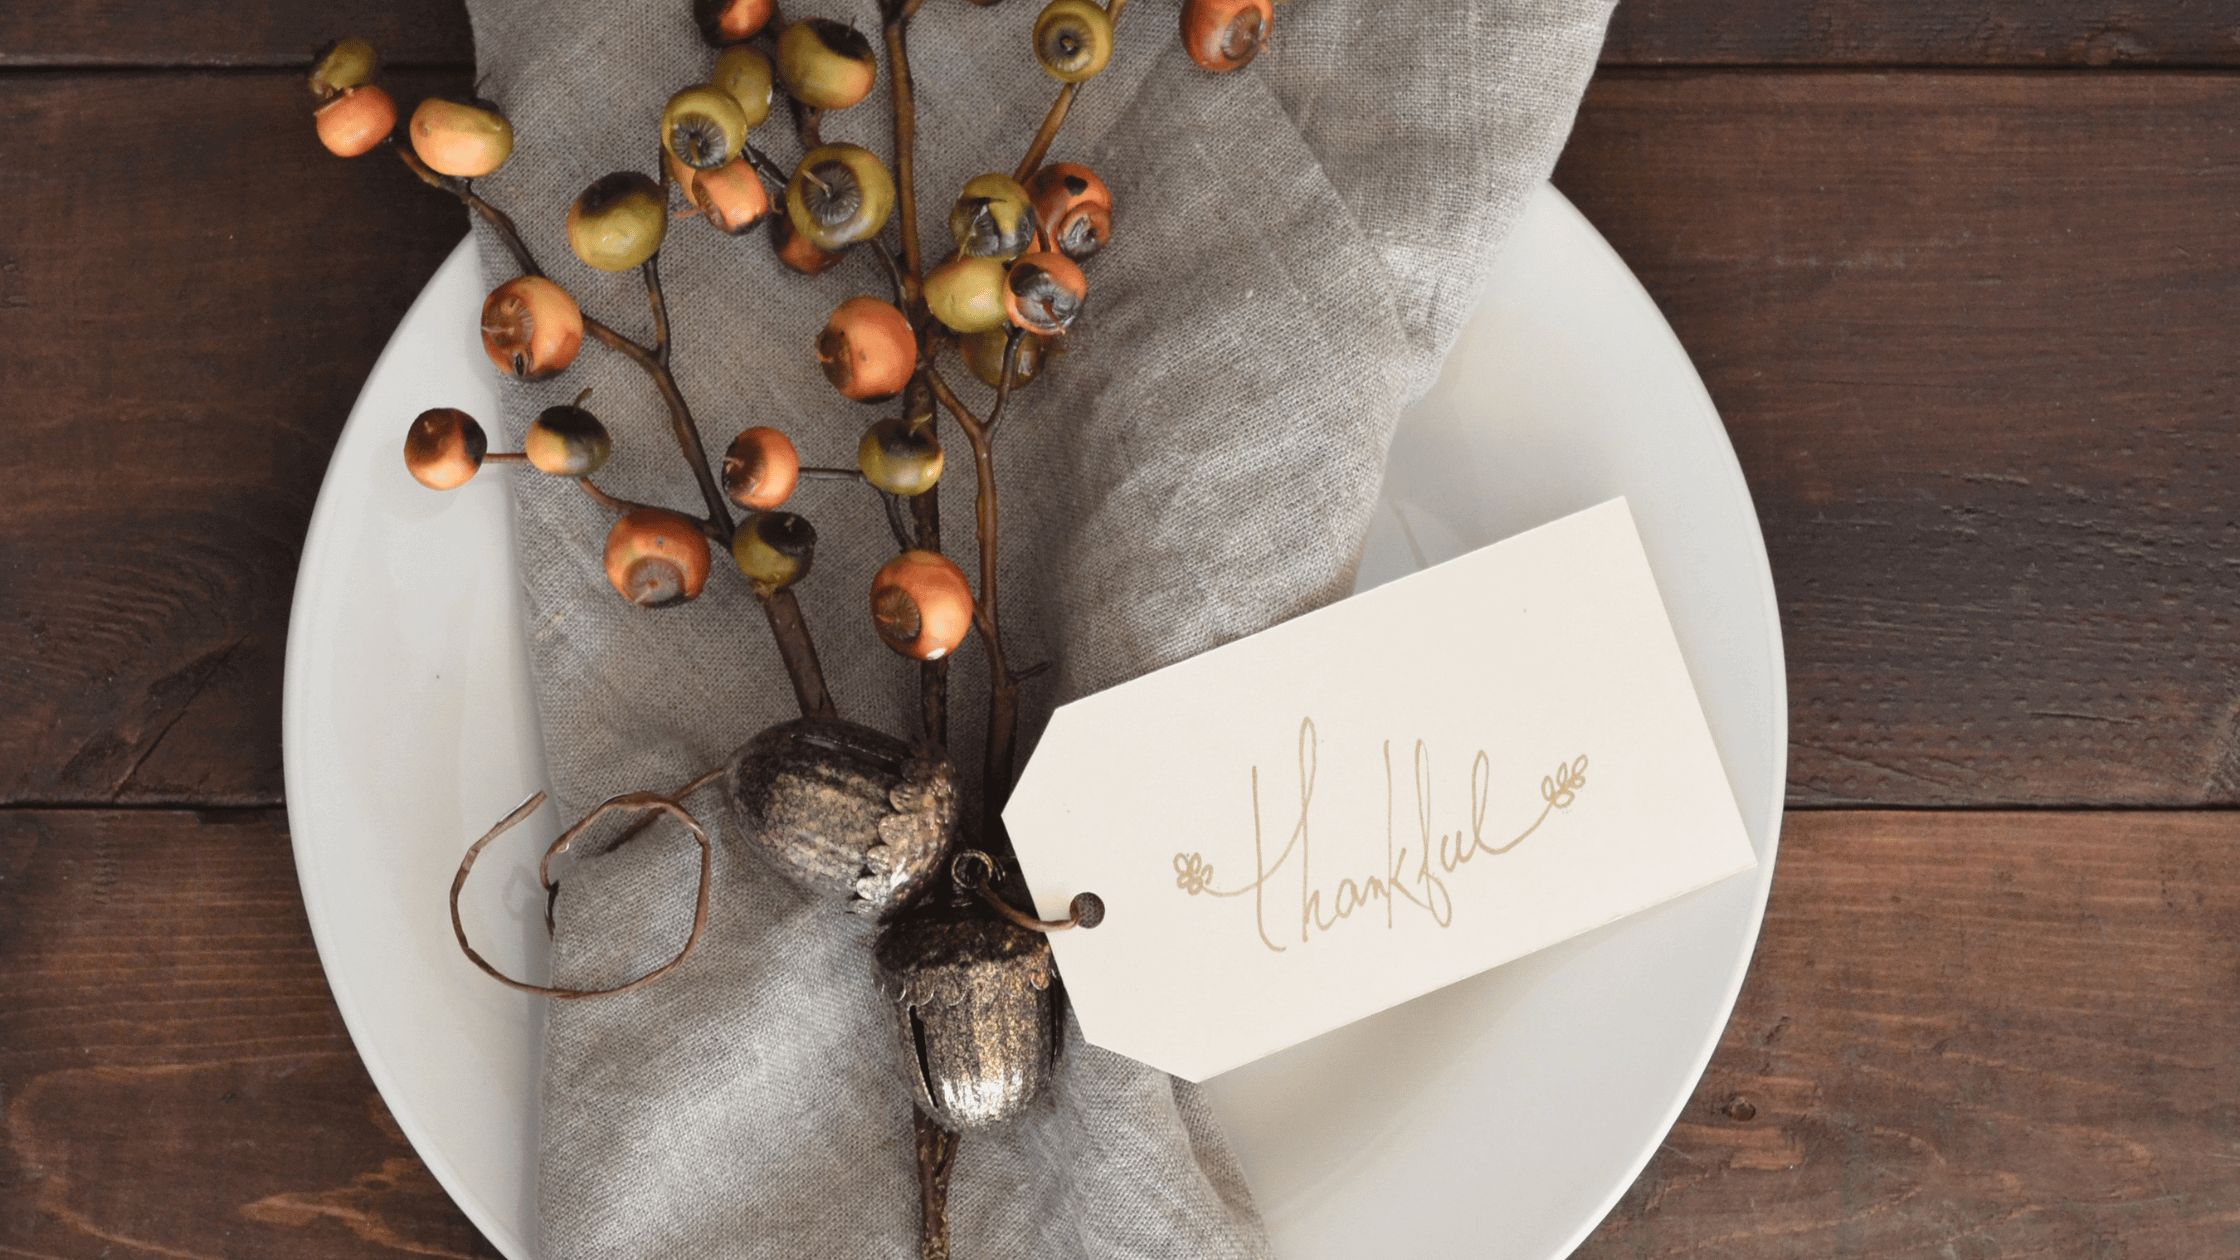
[1174,718,1588,952]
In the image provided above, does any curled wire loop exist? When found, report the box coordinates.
[950,849,1105,932]
[449,787,715,1000]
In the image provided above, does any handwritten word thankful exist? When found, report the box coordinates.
[1173,717,1588,953]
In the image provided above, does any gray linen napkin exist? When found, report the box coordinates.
[458,0,1610,1255]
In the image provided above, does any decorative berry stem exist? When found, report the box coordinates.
[1015,0,1129,180]
[924,332,1026,844]
[913,1107,959,1260]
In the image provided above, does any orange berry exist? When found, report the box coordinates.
[314,85,396,158]
[523,405,612,477]
[403,408,486,490]
[871,550,974,660]
[771,213,847,275]
[480,276,582,379]
[1004,251,1087,337]
[604,510,712,607]
[1026,162,1113,261]
[817,297,916,402]
[723,426,801,511]
[1181,0,1271,71]
[694,159,773,234]
[409,97,513,177]
[696,0,775,44]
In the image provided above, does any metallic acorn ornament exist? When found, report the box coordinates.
[875,897,1058,1131]
[724,718,959,918]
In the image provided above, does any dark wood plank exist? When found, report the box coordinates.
[1603,3,2240,66]
[8,70,2238,808]
[12,805,2235,1257]
[0,71,468,807]
[1577,808,2240,1259]
[0,809,499,1260]
[0,4,473,69]
[1555,71,2240,808]
[9,2,2240,68]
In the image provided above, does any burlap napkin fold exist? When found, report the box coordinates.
[458,0,1609,1254]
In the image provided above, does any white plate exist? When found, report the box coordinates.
[284,183,1784,1260]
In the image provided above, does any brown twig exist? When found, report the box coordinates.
[392,138,841,722]
[739,137,792,190]
[925,338,1025,842]
[574,476,660,516]
[882,0,928,287]
[451,791,713,999]
[1013,0,1129,181]
[913,1108,959,1260]
[581,317,736,546]
[868,238,914,311]
[642,255,673,366]
[394,144,542,277]
[760,588,838,719]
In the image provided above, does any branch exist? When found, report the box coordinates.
[642,255,672,366]
[761,588,837,719]
[925,345,1025,843]
[882,0,927,287]
[1013,0,1130,180]
[581,316,735,546]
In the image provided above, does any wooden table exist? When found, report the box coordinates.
[5,4,2236,1256]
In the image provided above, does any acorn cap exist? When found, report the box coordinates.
[725,717,958,918]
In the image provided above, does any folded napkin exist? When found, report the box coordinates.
[458,0,1610,1254]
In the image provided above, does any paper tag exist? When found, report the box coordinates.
[1003,499,1758,1082]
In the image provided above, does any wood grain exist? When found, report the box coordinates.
[0,809,499,1260]
[1575,809,2240,1259]
[5,71,2237,807]
[0,4,474,68]
[10,2,2240,68]
[1554,71,2240,808]
[0,71,468,807]
[10,808,2237,1258]
[1602,3,2240,66]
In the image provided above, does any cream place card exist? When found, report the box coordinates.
[1003,498,1757,1082]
